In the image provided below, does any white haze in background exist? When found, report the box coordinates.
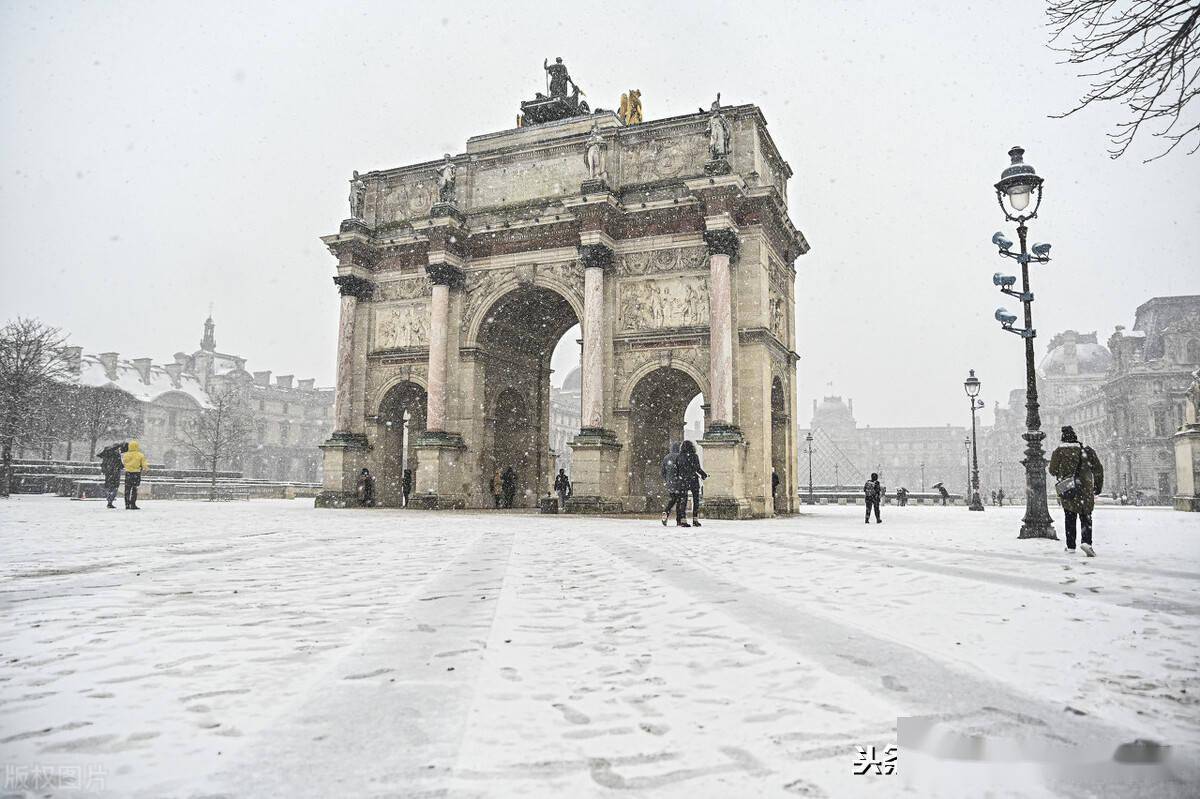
[1,0,1197,428]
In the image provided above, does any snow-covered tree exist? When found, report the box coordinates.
[177,383,254,500]
[0,318,70,496]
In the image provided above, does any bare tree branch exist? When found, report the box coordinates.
[0,318,71,496]
[176,384,254,500]
[1048,0,1200,160]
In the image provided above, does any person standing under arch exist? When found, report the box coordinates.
[677,440,707,526]
[660,442,688,527]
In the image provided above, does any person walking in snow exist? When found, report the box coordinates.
[96,442,127,509]
[121,440,148,509]
[401,468,413,507]
[356,468,376,507]
[677,440,707,526]
[1048,425,1104,557]
[489,469,503,508]
[997,488,1005,506]
[660,442,689,527]
[863,472,883,523]
[554,468,572,510]
[896,486,909,506]
[771,466,780,501]
[501,466,517,508]
[934,482,950,506]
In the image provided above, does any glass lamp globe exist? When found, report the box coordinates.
[1008,187,1031,212]
[964,368,982,398]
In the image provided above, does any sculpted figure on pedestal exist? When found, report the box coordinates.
[348,170,367,219]
[707,94,732,159]
[620,89,643,124]
[435,155,457,204]
[584,123,607,182]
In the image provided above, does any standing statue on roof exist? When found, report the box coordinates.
[348,170,366,219]
[620,89,643,124]
[435,154,456,204]
[707,93,732,159]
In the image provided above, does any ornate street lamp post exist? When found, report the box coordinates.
[964,436,971,502]
[920,462,925,493]
[964,369,985,511]
[805,432,814,502]
[990,146,1057,539]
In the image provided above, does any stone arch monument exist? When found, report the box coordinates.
[317,93,808,517]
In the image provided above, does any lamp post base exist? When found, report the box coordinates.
[1017,430,1058,540]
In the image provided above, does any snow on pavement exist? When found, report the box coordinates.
[1,496,1198,797]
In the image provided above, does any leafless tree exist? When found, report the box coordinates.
[1049,0,1200,160]
[0,318,70,496]
[69,384,138,459]
[177,383,254,500]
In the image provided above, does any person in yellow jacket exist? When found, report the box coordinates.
[121,440,149,510]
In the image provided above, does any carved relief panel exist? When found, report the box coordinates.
[619,276,709,331]
[620,134,707,183]
[374,302,429,350]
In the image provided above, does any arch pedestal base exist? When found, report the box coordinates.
[315,434,370,508]
[410,432,468,509]
[567,429,622,514]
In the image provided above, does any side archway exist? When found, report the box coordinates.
[376,380,427,506]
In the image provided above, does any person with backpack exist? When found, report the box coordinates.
[501,466,517,508]
[96,442,127,509]
[554,468,572,510]
[863,472,883,523]
[1048,425,1105,557]
[660,442,689,527]
[356,468,376,507]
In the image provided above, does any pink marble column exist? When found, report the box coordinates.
[332,275,373,434]
[705,231,738,427]
[582,265,605,429]
[708,253,734,424]
[426,282,450,432]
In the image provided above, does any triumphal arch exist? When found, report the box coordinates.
[317,69,808,517]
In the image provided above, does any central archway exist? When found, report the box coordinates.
[478,286,580,507]
[628,366,704,512]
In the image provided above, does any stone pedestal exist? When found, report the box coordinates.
[410,432,467,509]
[1174,425,1200,512]
[699,435,750,518]
[567,429,622,513]
[315,433,370,508]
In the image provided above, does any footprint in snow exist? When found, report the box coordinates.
[552,703,590,724]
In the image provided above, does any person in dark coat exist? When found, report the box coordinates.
[934,482,950,506]
[96,442,128,509]
[501,466,517,508]
[356,468,376,507]
[489,469,503,508]
[401,468,413,507]
[771,467,780,500]
[896,486,909,507]
[863,472,883,523]
[660,442,689,527]
[677,440,707,526]
[554,468,572,510]
[1048,425,1104,556]
[997,488,1006,506]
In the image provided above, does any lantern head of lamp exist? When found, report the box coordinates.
[992,231,1014,251]
[994,146,1043,220]
[995,307,1018,326]
[993,272,1017,289]
[1031,242,1051,258]
[963,368,981,398]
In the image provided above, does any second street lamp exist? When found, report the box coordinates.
[990,145,1057,540]
[805,432,814,502]
[963,369,985,511]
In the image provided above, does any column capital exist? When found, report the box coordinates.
[704,229,740,259]
[333,274,375,300]
[579,243,615,271]
[427,262,465,288]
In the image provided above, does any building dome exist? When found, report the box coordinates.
[1040,330,1112,376]
[561,365,582,393]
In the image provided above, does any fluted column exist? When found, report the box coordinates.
[425,263,463,433]
[579,244,614,432]
[331,275,374,434]
[704,230,738,430]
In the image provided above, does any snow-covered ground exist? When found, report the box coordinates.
[1,496,1198,798]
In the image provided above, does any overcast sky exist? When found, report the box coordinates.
[2,1,1197,428]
